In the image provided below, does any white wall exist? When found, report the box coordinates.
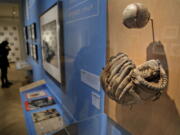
[0,3,25,62]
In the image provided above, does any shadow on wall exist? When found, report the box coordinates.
[146,41,169,80]
[146,40,169,97]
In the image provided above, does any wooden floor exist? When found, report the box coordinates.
[0,64,27,135]
[1,64,180,135]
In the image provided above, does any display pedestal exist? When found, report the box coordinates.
[19,80,68,135]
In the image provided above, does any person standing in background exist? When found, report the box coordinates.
[0,40,12,88]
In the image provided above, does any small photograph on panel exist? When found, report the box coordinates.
[24,26,28,40]
[31,23,36,40]
[28,26,32,40]
[26,42,30,55]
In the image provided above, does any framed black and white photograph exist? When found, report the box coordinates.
[28,25,32,40]
[30,44,34,58]
[31,23,37,41]
[26,42,30,55]
[40,3,64,83]
[23,26,28,40]
[32,44,38,61]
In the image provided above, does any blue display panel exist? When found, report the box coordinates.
[22,0,131,134]
[62,0,107,121]
[23,0,107,122]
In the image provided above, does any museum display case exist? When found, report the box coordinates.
[20,80,131,135]
[105,0,180,135]
[22,0,180,135]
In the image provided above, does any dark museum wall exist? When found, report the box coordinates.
[105,0,180,135]
[23,0,107,122]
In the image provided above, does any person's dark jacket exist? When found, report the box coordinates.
[0,41,10,68]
